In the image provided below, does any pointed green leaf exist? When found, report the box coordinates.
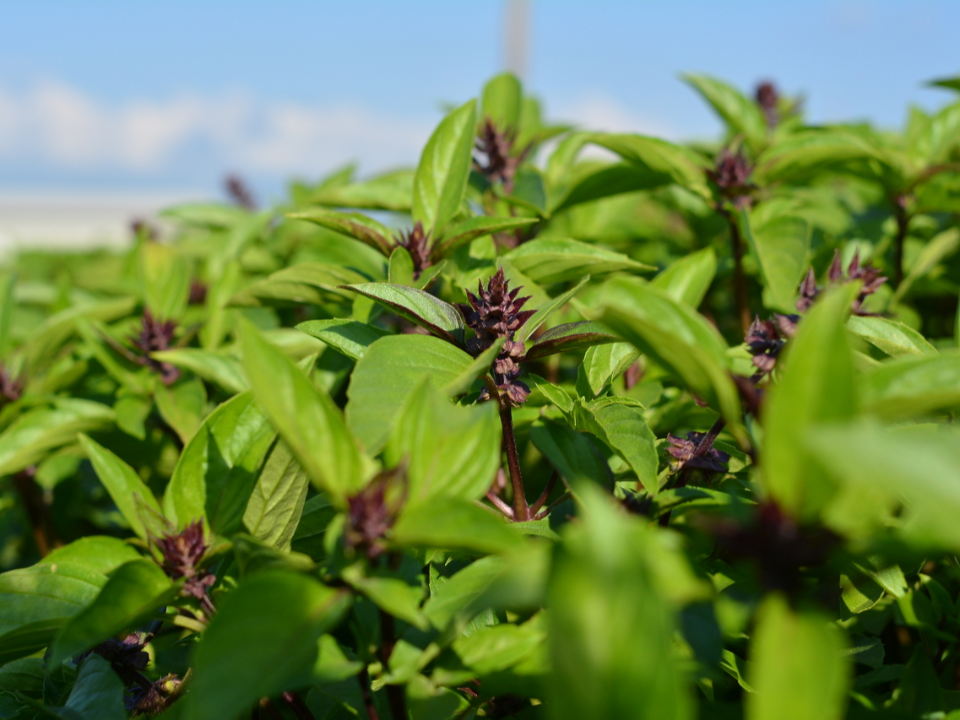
[504,238,653,285]
[481,72,523,129]
[519,276,590,343]
[413,99,478,235]
[343,283,465,346]
[137,242,190,322]
[650,247,717,309]
[50,560,177,667]
[434,216,537,259]
[547,487,693,720]
[572,397,658,494]
[597,278,743,439]
[763,285,859,518]
[682,74,768,152]
[740,206,810,313]
[151,348,249,394]
[243,440,310,551]
[164,390,275,534]
[747,595,849,720]
[861,353,960,420]
[576,343,641,399]
[0,399,114,477]
[523,321,618,362]
[847,315,937,358]
[385,381,500,505]
[288,208,394,255]
[62,655,126,720]
[346,334,477,454]
[297,319,389,362]
[185,572,352,720]
[392,498,522,555]
[240,321,365,507]
[529,419,613,489]
[589,132,711,198]
[78,434,163,541]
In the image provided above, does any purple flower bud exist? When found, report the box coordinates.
[395,221,433,280]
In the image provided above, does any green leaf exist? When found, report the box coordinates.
[763,285,859,518]
[296,319,388,362]
[589,132,711,198]
[392,498,523,555]
[528,373,575,415]
[861,353,960,420]
[154,377,207,444]
[185,571,351,720]
[434,216,537,259]
[114,395,152,440]
[519,276,590,343]
[61,655,126,720]
[0,399,114,477]
[78,434,164,541]
[164,390,275,534]
[160,202,249,229]
[572,397,658,494]
[481,72,522,129]
[230,263,367,307]
[754,131,882,185]
[23,297,137,375]
[341,563,428,630]
[137,242,190,321]
[49,560,177,667]
[746,594,849,720]
[893,227,960,302]
[42,536,144,575]
[847,315,937,358]
[310,169,414,212]
[0,562,108,664]
[576,343,641,399]
[346,334,477,454]
[740,206,810,313]
[547,486,693,720]
[231,534,316,577]
[388,246,415,286]
[523,321,619,362]
[649,247,717,309]
[504,238,653,285]
[529,419,612,489]
[242,440,310,552]
[385,381,500,505]
[287,208,394,255]
[682,74,768,152]
[597,278,743,439]
[343,283,465,346]
[240,321,365,507]
[413,99,478,235]
[551,162,676,214]
[806,422,960,551]
[151,348,249,394]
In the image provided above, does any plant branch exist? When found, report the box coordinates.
[282,691,316,720]
[722,209,752,335]
[378,609,408,720]
[485,491,514,518]
[534,491,570,521]
[530,471,559,515]
[893,198,911,288]
[11,468,59,556]
[358,668,381,720]
[484,376,530,521]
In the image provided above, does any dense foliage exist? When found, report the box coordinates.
[2,70,960,719]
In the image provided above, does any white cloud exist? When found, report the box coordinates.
[0,80,434,179]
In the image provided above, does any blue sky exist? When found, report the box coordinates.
[1,1,958,200]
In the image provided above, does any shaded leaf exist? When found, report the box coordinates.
[504,238,653,285]
[78,434,164,541]
[288,208,394,255]
[392,498,523,555]
[650,247,717,309]
[243,440,310,552]
[523,321,618,362]
[185,572,351,720]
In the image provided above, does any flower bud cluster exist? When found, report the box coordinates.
[458,268,535,407]
[155,520,216,605]
[395,221,432,279]
[797,249,887,315]
[131,310,181,386]
[474,118,528,194]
